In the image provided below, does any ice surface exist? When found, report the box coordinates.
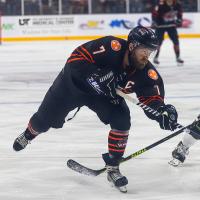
[0,39,200,199]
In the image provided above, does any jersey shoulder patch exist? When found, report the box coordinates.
[111,40,121,51]
[148,69,158,80]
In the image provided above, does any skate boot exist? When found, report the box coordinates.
[153,57,160,65]
[169,141,189,166]
[176,57,184,66]
[13,129,36,151]
[102,153,128,193]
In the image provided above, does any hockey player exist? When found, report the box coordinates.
[13,26,179,193]
[152,0,184,65]
[169,116,200,166]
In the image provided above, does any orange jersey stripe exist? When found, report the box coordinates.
[77,49,92,63]
[70,53,82,57]
[109,148,125,152]
[139,95,163,105]
[110,131,129,136]
[28,122,38,136]
[108,143,118,147]
[108,143,126,149]
[108,136,125,141]
[80,46,95,63]
[67,57,86,63]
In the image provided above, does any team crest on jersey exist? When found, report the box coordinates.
[148,69,158,80]
[111,40,121,51]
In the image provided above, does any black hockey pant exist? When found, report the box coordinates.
[155,27,179,45]
[29,71,131,134]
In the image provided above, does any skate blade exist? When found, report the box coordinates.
[118,186,127,193]
[168,158,182,167]
[177,62,184,67]
[108,180,127,193]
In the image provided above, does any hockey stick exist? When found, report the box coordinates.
[155,24,176,28]
[116,89,199,137]
[67,124,190,176]
[116,89,185,129]
[116,89,199,135]
[67,90,198,176]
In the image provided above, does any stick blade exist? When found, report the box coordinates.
[67,159,106,176]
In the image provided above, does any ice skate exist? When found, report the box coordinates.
[176,57,184,66]
[106,165,128,193]
[153,57,160,65]
[102,153,128,193]
[13,130,35,151]
[169,141,189,166]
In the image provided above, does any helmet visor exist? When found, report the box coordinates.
[136,45,157,56]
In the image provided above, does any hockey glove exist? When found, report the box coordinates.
[188,115,200,138]
[157,104,178,131]
[86,68,116,98]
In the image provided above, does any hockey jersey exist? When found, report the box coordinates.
[152,0,183,26]
[65,36,165,113]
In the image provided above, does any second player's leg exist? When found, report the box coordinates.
[167,27,184,64]
[153,28,165,64]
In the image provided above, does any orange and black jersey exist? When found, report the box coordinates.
[65,36,165,114]
[152,0,183,26]
[67,36,127,69]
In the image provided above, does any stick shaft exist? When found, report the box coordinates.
[116,89,182,130]
[116,89,199,138]
[121,125,185,163]
[156,24,176,28]
[67,123,188,176]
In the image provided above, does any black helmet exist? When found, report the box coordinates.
[128,26,159,50]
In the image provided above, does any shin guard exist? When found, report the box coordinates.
[108,129,129,159]
[27,121,41,138]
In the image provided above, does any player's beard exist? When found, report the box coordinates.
[128,51,148,71]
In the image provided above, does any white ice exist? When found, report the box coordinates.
[0,38,200,200]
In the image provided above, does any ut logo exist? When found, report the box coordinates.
[19,19,30,26]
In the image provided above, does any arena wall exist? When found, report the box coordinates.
[1,13,199,42]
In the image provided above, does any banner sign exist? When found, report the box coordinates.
[1,13,199,41]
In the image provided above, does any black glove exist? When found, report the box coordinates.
[189,115,200,137]
[176,19,182,27]
[86,68,116,98]
[157,104,178,131]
